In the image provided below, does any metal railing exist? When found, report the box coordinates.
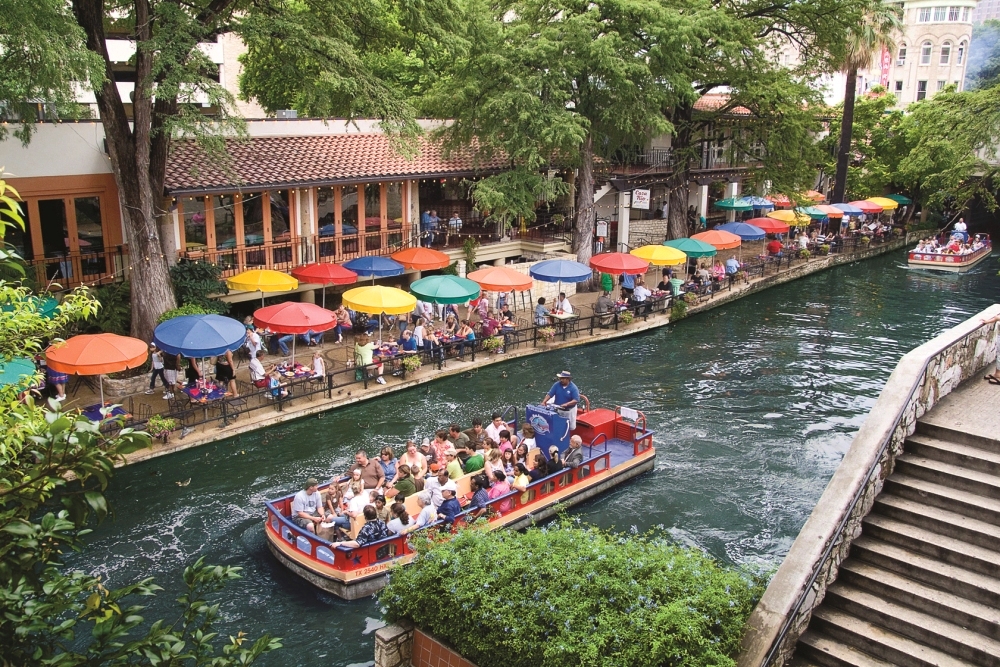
[23,246,128,289]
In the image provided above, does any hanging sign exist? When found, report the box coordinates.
[596,219,609,237]
[632,189,651,210]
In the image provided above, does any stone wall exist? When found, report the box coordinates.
[505,255,578,304]
[629,218,669,244]
[374,624,477,667]
[738,304,1000,667]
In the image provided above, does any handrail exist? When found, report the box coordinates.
[746,306,1000,667]
[587,432,609,456]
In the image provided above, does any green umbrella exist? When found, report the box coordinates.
[0,357,38,388]
[886,193,912,205]
[712,197,753,212]
[409,275,482,304]
[2,296,58,319]
[796,206,828,220]
[663,238,718,258]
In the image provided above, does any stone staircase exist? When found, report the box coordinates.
[791,420,1000,667]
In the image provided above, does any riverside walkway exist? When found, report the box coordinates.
[67,236,908,466]
[740,306,1000,667]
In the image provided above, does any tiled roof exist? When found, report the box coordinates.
[693,94,752,116]
[164,134,507,194]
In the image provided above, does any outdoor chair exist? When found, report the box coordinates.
[166,397,197,426]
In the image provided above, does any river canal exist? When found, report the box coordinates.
[68,249,1000,666]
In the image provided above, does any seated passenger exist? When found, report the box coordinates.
[424,469,456,508]
[335,505,391,548]
[487,469,513,514]
[563,435,585,469]
[512,463,531,503]
[291,478,330,533]
[444,448,463,479]
[520,424,536,450]
[322,483,352,535]
[437,487,463,525]
[385,464,417,500]
[414,492,437,528]
[547,447,564,474]
[386,502,412,535]
[514,443,529,466]
[464,447,485,474]
[467,474,492,517]
[529,453,549,481]
[373,495,391,523]
[498,430,517,453]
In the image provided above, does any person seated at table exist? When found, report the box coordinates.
[766,236,783,257]
[554,292,573,315]
[311,350,326,378]
[656,268,672,292]
[424,329,444,362]
[249,350,269,388]
[631,279,653,314]
[354,334,386,385]
[300,329,323,346]
[725,255,741,275]
[534,297,550,325]
[711,259,726,282]
[387,502,412,535]
[437,487,463,525]
[595,290,614,315]
[529,453,549,481]
[443,315,459,337]
[277,333,296,356]
[332,305,352,345]
[267,370,291,399]
[333,505,391,548]
[292,478,331,533]
[480,311,501,337]
[412,317,427,348]
[499,302,515,323]
[696,264,712,286]
[399,329,418,353]
[456,320,476,357]
[184,357,202,388]
[797,231,809,250]
[215,348,237,396]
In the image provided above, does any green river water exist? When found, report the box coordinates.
[67,249,1000,666]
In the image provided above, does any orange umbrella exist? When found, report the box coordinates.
[46,333,148,406]
[766,194,793,209]
[691,230,742,250]
[804,190,826,202]
[466,266,533,292]
[814,205,844,218]
[390,247,451,271]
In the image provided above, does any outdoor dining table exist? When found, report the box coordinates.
[183,382,228,419]
[81,402,129,423]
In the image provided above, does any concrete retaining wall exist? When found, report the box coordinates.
[738,303,1000,667]
[374,624,477,667]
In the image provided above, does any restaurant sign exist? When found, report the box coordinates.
[632,189,651,210]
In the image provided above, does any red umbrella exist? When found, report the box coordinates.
[291,263,358,308]
[390,247,451,271]
[254,302,337,364]
[746,217,789,234]
[766,194,793,209]
[46,333,148,405]
[849,200,883,214]
[589,252,649,275]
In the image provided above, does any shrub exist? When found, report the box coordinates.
[537,326,557,341]
[818,244,830,256]
[798,249,811,260]
[146,414,177,439]
[482,335,504,352]
[401,354,422,373]
[157,303,212,324]
[860,235,872,246]
[892,227,903,237]
[618,310,634,325]
[670,299,688,321]
[169,260,229,313]
[682,291,698,304]
[86,280,132,335]
[381,523,767,667]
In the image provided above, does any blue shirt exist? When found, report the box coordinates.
[547,380,580,408]
[621,274,635,289]
[725,258,740,274]
[438,497,462,524]
[401,337,417,352]
[421,211,432,227]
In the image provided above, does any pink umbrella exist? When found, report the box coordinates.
[254,302,336,364]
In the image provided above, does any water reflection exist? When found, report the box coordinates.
[67,250,1000,666]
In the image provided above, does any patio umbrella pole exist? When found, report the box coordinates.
[98,374,104,407]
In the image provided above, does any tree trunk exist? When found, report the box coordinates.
[666,183,690,240]
[832,68,858,204]
[73,0,177,344]
[665,102,694,240]
[572,134,596,290]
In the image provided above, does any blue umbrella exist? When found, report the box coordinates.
[342,256,405,282]
[528,259,593,283]
[832,203,864,215]
[742,196,774,211]
[153,314,247,358]
[715,222,766,241]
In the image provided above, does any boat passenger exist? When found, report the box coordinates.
[487,470,512,514]
[512,463,531,503]
[547,447,564,474]
[444,448,463,479]
[398,440,427,481]
[373,495,391,523]
[385,465,417,500]
[468,475,491,516]
[437,487,462,525]
[485,413,506,443]
[334,505,391,548]
[486,449,504,478]
[424,469,456,508]
[378,446,397,482]
[464,447,485,474]
[529,454,549,481]
[431,429,451,463]
[414,492,437,528]
[500,449,516,477]
[448,423,471,449]
[291,478,330,534]
[514,443,529,466]
[347,449,386,491]
[563,435,585,469]
[322,483,352,535]
[419,437,437,467]
[541,370,580,430]
[387,502,411,535]
[464,418,487,449]
[520,424,536,450]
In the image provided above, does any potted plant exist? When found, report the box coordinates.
[536,326,557,342]
[892,227,903,237]
[146,414,177,443]
[860,235,872,246]
[618,310,634,325]
[401,354,422,374]
[683,292,699,305]
[482,336,504,354]
[737,269,750,282]
[818,244,830,256]
[798,248,811,260]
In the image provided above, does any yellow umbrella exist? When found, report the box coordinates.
[766,209,811,227]
[629,244,687,266]
[866,196,899,210]
[342,285,416,315]
[227,269,299,307]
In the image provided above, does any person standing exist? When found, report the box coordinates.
[161,350,180,399]
[541,370,581,430]
[445,212,463,248]
[620,273,635,300]
[146,343,167,395]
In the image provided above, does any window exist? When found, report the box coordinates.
[941,41,951,64]
[917,80,928,100]
[269,190,291,238]
[937,79,947,90]
[921,42,933,64]
[894,80,904,102]
[954,80,961,90]
[948,6,960,19]
[181,197,207,249]
[962,7,971,20]
[933,6,947,20]
[897,44,907,66]
[958,41,966,64]
[385,182,404,224]
[8,202,33,260]
[213,195,236,251]
[918,7,931,21]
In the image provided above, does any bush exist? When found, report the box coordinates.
[86,280,132,335]
[618,310,634,325]
[157,303,213,324]
[860,235,872,245]
[401,354,422,373]
[482,335,504,352]
[798,249,811,259]
[169,260,229,313]
[670,299,688,321]
[818,244,830,256]
[381,523,767,667]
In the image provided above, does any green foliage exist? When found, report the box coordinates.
[470,171,571,235]
[146,414,177,437]
[481,335,504,352]
[798,249,811,259]
[441,262,459,276]
[967,20,1000,90]
[462,237,480,268]
[618,310,634,325]
[157,304,213,324]
[818,244,831,256]
[671,300,688,321]
[401,354,423,373]
[381,522,766,667]
[85,281,132,335]
[860,235,872,245]
[169,261,229,313]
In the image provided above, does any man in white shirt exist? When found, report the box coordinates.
[423,469,456,508]
[554,292,574,314]
[245,327,262,357]
[249,351,268,388]
[485,412,506,443]
[291,478,330,533]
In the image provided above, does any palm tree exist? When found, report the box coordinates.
[831,3,902,203]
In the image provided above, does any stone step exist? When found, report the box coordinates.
[809,607,978,667]
[885,473,1000,527]
[862,513,1000,576]
[873,493,1000,551]
[795,630,898,667]
[851,536,1000,608]
[895,454,1000,500]
[825,582,1000,665]
[916,421,1000,453]
[906,433,1000,476]
[839,559,1000,642]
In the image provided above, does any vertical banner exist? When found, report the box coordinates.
[879,46,891,87]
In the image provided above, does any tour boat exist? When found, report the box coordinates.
[907,234,992,273]
[263,402,656,600]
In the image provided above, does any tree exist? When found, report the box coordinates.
[829,2,902,204]
[2,0,451,344]
[966,20,1000,90]
[819,87,907,202]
